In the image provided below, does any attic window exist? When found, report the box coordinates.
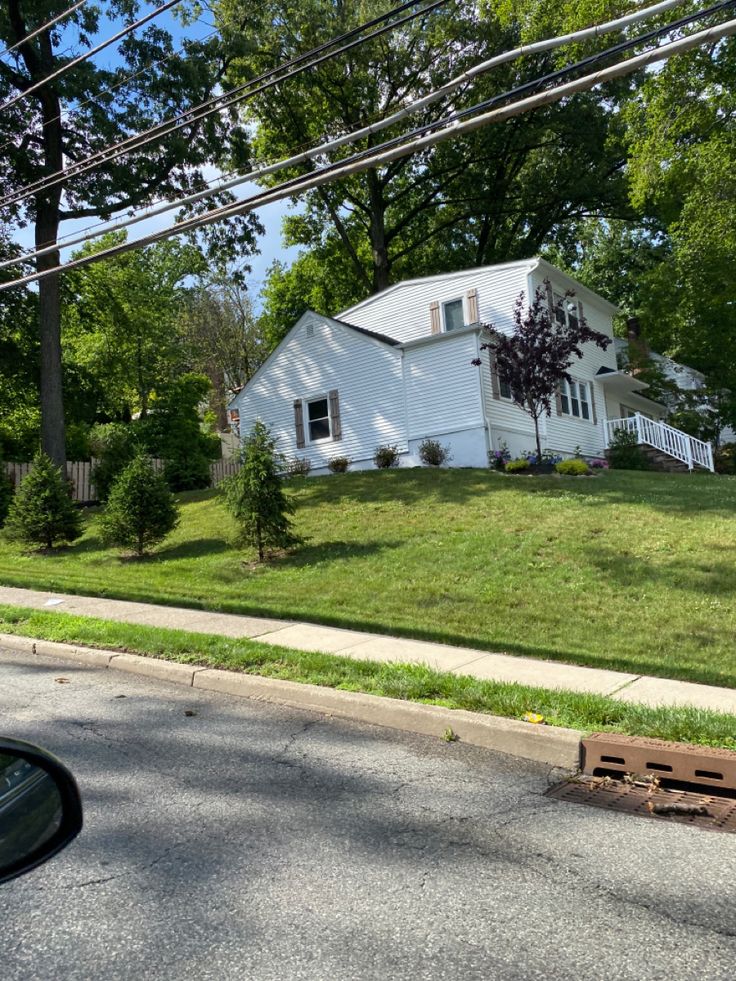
[443,298,465,332]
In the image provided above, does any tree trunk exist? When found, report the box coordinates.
[366,170,390,293]
[533,414,543,463]
[36,208,66,471]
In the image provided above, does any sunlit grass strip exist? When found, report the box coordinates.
[0,604,733,750]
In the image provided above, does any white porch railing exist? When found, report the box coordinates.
[603,413,714,472]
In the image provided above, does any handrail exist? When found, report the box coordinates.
[604,414,714,472]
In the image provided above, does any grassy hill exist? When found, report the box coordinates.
[1,468,734,688]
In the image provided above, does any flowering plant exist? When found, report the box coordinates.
[488,442,511,471]
[589,458,609,469]
[522,449,563,466]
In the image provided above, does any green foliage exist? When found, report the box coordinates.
[3,452,81,549]
[607,428,649,471]
[0,453,13,527]
[505,458,531,473]
[555,458,591,476]
[714,443,736,476]
[418,439,452,467]
[327,456,351,474]
[100,455,180,558]
[374,445,400,469]
[90,423,140,503]
[142,374,219,493]
[223,421,301,561]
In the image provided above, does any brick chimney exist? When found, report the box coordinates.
[626,316,649,373]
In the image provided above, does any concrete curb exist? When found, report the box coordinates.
[0,632,582,768]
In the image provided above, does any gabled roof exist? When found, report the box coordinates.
[328,316,400,347]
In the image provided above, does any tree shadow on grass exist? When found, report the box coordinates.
[152,537,231,562]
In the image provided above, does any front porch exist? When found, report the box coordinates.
[603,413,715,472]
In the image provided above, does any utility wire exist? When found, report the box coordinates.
[0,0,447,212]
[4,14,734,292]
[0,0,182,114]
[2,0,697,266]
[0,0,90,60]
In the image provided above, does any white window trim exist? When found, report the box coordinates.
[442,296,465,333]
[560,378,593,422]
[553,291,579,330]
[304,394,333,444]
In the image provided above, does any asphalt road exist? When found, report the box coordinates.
[1,646,734,981]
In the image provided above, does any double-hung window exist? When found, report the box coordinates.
[306,397,331,441]
[553,292,579,330]
[560,379,591,420]
[443,298,465,332]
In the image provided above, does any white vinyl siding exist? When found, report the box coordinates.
[404,333,484,439]
[234,317,406,468]
[339,261,533,343]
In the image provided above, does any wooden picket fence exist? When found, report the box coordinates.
[4,457,241,504]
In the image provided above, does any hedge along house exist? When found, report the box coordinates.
[229,258,715,472]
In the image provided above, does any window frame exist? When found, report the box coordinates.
[442,297,466,333]
[560,378,592,421]
[305,395,332,444]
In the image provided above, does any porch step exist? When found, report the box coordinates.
[639,445,691,473]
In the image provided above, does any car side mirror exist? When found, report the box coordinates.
[0,738,83,885]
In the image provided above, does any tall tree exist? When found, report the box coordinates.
[217,0,634,336]
[181,276,267,428]
[63,233,205,419]
[0,1,261,469]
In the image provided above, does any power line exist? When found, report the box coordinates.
[4,14,734,293]
[0,0,447,212]
[0,0,182,114]
[0,0,90,60]
[2,0,697,265]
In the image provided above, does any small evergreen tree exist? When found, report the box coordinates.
[100,455,180,558]
[4,452,82,549]
[223,421,301,561]
[0,457,13,528]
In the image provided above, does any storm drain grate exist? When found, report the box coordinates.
[547,775,736,833]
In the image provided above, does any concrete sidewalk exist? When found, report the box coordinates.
[1,584,735,714]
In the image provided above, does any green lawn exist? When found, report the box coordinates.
[1,604,734,749]
[0,468,734,688]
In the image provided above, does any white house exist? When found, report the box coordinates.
[229,258,715,472]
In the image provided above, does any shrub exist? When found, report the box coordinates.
[286,456,312,477]
[488,442,511,471]
[4,452,82,549]
[505,458,531,473]
[522,449,563,466]
[328,456,351,473]
[589,458,609,470]
[715,443,736,475]
[90,423,139,502]
[100,455,180,558]
[374,444,399,469]
[418,438,452,467]
[555,458,591,476]
[143,374,218,492]
[607,427,649,470]
[0,460,13,528]
[224,421,302,561]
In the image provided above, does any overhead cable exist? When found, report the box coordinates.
[3,0,699,267]
[3,14,735,292]
[0,0,182,114]
[0,0,90,60]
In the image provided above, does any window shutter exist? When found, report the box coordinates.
[578,299,585,326]
[489,352,501,400]
[328,389,342,440]
[293,400,305,448]
[589,383,597,425]
[430,301,441,334]
[555,387,564,416]
[467,288,479,323]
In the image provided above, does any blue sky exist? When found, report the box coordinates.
[11,1,302,301]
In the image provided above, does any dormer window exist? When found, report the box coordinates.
[443,298,465,332]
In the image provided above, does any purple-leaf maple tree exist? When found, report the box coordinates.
[472,281,611,462]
